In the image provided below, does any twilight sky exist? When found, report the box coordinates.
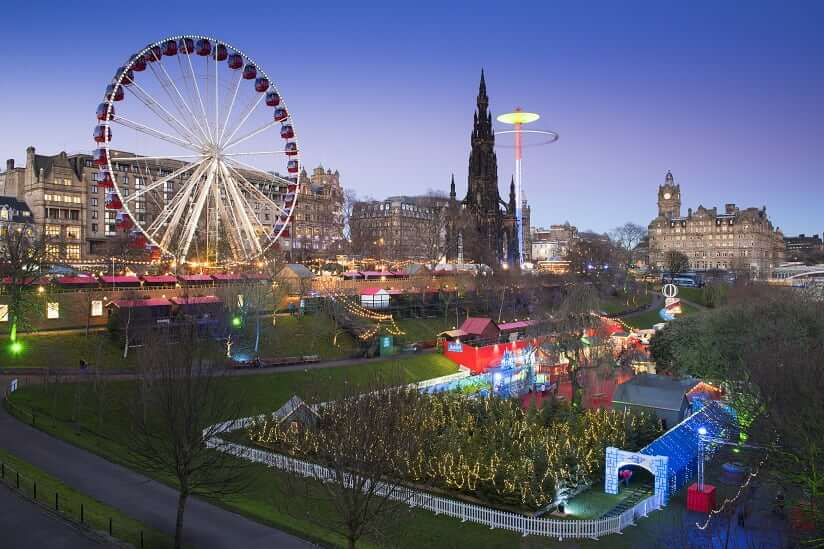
[1,1,822,235]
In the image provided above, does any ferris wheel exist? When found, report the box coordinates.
[92,34,300,266]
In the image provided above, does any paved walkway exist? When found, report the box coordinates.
[0,400,312,549]
[0,483,105,548]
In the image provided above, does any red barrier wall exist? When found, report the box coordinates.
[442,338,542,374]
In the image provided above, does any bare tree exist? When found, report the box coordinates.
[126,326,248,549]
[342,188,358,242]
[663,250,690,274]
[610,222,647,268]
[0,224,53,341]
[269,382,429,548]
[551,284,608,409]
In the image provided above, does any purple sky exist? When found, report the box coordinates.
[1,1,821,235]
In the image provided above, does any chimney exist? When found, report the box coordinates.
[724,203,737,214]
[5,159,13,171]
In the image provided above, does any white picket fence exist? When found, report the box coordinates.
[206,434,664,540]
[413,365,471,389]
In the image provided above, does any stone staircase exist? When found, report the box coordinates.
[601,482,654,518]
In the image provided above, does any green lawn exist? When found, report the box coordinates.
[600,291,653,315]
[676,286,728,308]
[5,355,685,548]
[394,317,454,344]
[0,446,172,548]
[0,331,137,370]
[0,313,359,370]
[250,313,358,360]
[622,302,702,330]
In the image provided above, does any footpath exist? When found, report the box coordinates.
[0,398,312,549]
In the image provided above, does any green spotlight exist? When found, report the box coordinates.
[232,316,242,327]
[10,341,23,355]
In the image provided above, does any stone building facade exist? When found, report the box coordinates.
[648,171,784,277]
[531,223,578,262]
[289,165,345,257]
[350,194,448,261]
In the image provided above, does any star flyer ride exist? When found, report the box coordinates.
[495,109,559,266]
[93,35,300,267]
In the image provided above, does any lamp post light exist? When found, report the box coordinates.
[697,426,708,491]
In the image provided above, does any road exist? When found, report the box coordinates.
[0,483,105,548]
[0,400,312,549]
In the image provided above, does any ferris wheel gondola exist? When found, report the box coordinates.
[93,34,301,266]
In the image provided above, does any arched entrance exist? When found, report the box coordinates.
[605,447,670,503]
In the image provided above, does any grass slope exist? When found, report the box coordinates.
[6,355,679,548]
[0,446,172,548]
[622,302,702,330]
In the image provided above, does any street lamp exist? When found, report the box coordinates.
[697,426,708,491]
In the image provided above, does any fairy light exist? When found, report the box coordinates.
[695,452,769,531]
[247,392,662,510]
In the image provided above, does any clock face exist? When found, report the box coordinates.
[663,192,672,200]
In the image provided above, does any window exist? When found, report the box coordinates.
[91,300,103,317]
[46,244,61,258]
[91,223,98,233]
[91,185,98,194]
[91,210,98,219]
[45,224,61,237]
[66,227,81,240]
[70,210,80,221]
[47,302,60,319]
[0,304,7,322]
[66,244,81,260]
[91,198,98,207]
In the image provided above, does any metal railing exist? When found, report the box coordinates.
[0,458,155,548]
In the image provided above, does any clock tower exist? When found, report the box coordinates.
[657,171,681,218]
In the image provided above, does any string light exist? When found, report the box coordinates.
[247,393,662,510]
[695,451,769,531]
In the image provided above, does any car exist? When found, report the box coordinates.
[673,277,698,288]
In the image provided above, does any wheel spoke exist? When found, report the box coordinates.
[110,154,202,162]
[218,162,262,255]
[222,151,287,157]
[216,176,252,260]
[219,70,244,144]
[178,161,217,260]
[224,161,290,216]
[224,156,293,186]
[221,92,266,147]
[223,119,281,150]
[147,51,211,144]
[124,158,206,203]
[153,161,209,244]
[111,117,200,152]
[184,47,212,139]
[126,77,206,147]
